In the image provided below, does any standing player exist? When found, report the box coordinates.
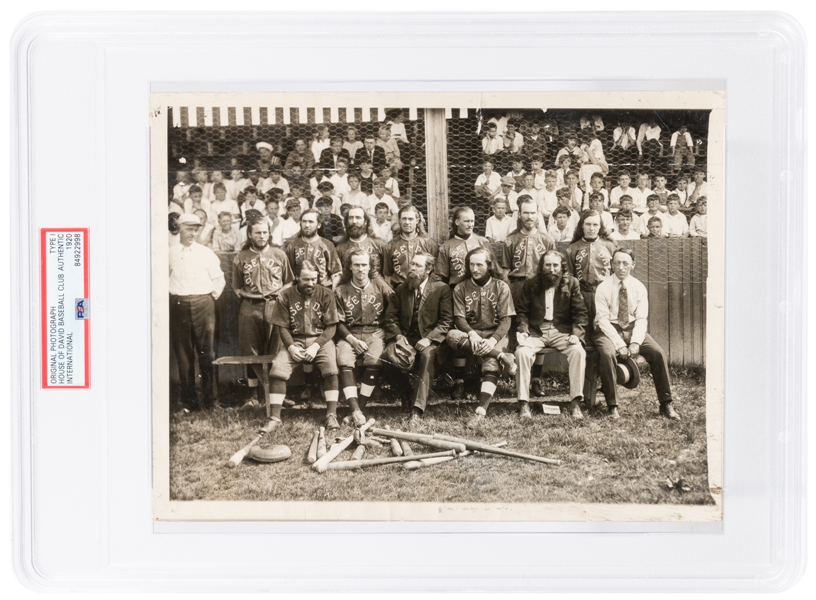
[268,261,342,430]
[435,207,494,288]
[445,248,516,420]
[284,208,342,289]
[335,206,388,279]
[232,217,294,404]
[383,205,439,289]
[334,250,396,424]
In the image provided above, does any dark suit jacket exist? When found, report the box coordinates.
[384,280,453,344]
[317,147,352,173]
[515,274,588,342]
[354,145,388,173]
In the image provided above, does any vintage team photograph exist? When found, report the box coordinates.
[151,92,724,521]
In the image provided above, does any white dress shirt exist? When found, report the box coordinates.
[169,242,225,297]
[595,274,649,349]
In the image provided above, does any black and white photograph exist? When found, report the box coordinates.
[151,91,724,521]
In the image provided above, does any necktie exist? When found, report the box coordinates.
[618,282,630,327]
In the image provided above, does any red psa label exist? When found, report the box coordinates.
[41,229,90,388]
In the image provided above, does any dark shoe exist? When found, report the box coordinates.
[409,410,422,427]
[660,403,681,420]
[518,402,533,420]
[530,378,544,398]
[608,407,621,419]
[569,398,584,420]
[324,413,340,431]
[451,381,465,400]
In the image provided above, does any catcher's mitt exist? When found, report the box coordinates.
[246,444,292,464]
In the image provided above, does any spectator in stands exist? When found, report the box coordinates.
[617,195,645,236]
[383,205,439,287]
[225,168,248,203]
[502,119,524,154]
[372,202,394,242]
[312,180,340,215]
[211,211,239,252]
[610,209,640,241]
[286,179,311,213]
[485,198,514,243]
[482,122,503,156]
[579,128,608,192]
[326,158,351,203]
[256,140,282,169]
[239,187,266,222]
[387,109,410,145]
[211,182,240,226]
[194,209,214,247]
[364,179,398,219]
[518,173,540,209]
[629,172,653,214]
[284,208,342,288]
[345,173,367,208]
[554,134,582,169]
[192,168,214,202]
[583,172,609,210]
[335,206,387,277]
[379,165,400,199]
[688,167,709,205]
[689,197,708,237]
[268,259,341,430]
[311,125,331,162]
[661,194,690,238]
[670,124,696,172]
[530,156,547,190]
[475,157,502,201]
[317,136,352,175]
[651,172,669,204]
[636,119,663,164]
[523,119,548,161]
[446,247,517,421]
[555,154,573,188]
[343,126,363,162]
[564,169,583,211]
[355,134,388,174]
[356,157,377,195]
[507,157,526,191]
[539,170,559,219]
[674,174,692,207]
[646,216,666,238]
[173,169,193,201]
[588,192,614,232]
[638,194,666,237]
[272,198,301,246]
[184,185,212,221]
[594,247,680,420]
[435,207,494,288]
[566,209,616,337]
[547,206,575,243]
[611,121,637,163]
[261,165,290,197]
[495,175,521,218]
[377,124,402,171]
[554,187,581,233]
[609,170,633,210]
[284,139,315,180]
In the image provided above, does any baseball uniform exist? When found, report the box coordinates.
[435,235,494,287]
[334,278,395,367]
[383,234,439,287]
[284,235,342,288]
[335,235,388,278]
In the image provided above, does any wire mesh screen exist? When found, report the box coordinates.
[446,108,711,237]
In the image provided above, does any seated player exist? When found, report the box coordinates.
[268,260,342,430]
[689,197,708,237]
[446,248,517,423]
[334,250,395,425]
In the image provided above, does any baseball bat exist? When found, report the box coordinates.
[402,441,507,470]
[326,450,455,471]
[369,428,467,453]
[306,430,320,464]
[227,419,279,468]
[312,418,375,473]
[351,445,366,461]
[384,425,403,456]
[316,427,327,459]
[432,434,561,465]
[400,441,414,456]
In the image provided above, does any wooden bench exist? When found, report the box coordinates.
[213,354,277,417]
[534,347,600,407]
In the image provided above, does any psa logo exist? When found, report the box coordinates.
[75,298,90,320]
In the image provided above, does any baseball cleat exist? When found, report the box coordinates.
[324,414,340,431]
[451,381,465,400]
[499,353,517,377]
[341,414,353,426]
[530,377,544,398]
[659,403,681,420]
[351,410,367,427]
[518,402,533,420]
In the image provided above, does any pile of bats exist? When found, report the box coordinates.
[307,419,561,472]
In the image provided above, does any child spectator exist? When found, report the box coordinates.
[168,193,185,216]
[609,209,640,241]
[522,119,547,160]
[239,187,266,221]
[260,165,289,196]
[547,205,575,242]
[237,209,265,246]
[377,124,401,170]
[326,158,351,202]
[211,211,240,252]
[555,154,573,188]
[315,180,342,215]
[588,192,614,232]
[554,187,580,232]
[343,126,364,161]
[311,124,331,162]
[554,134,582,168]
[357,158,377,195]
[183,184,213,222]
[285,197,302,224]
[611,121,637,161]
[474,158,502,200]
[364,179,398,218]
[506,157,526,191]
[502,119,524,154]
[617,195,645,236]
[193,209,215,247]
[485,199,514,242]
[637,194,665,237]
[689,197,708,237]
[529,156,546,190]
[371,202,394,242]
[495,176,520,217]
[173,170,193,202]
[661,194,690,238]
[636,119,663,164]
[688,168,709,204]
[628,172,653,213]
[345,173,368,207]
[192,168,214,202]
[539,170,559,218]
[563,169,583,211]
[286,180,311,214]
[670,125,696,172]
[609,170,633,210]
[651,172,669,204]
[224,168,248,203]
[646,216,666,239]
[518,173,541,209]
[579,128,608,191]
[379,165,400,199]
[482,123,503,156]
[387,109,409,145]
[583,172,609,210]
[674,174,692,207]
[211,182,240,225]
[265,197,298,247]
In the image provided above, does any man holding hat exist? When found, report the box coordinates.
[168,213,226,410]
[594,247,680,420]
[384,252,453,422]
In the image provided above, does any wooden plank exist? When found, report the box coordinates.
[667,239,685,367]
[647,239,670,357]
[424,109,450,242]
[681,239,695,367]
[692,237,705,365]
[214,354,278,366]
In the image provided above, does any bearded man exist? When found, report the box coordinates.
[335,206,387,278]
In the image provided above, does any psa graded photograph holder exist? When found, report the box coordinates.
[10,11,806,593]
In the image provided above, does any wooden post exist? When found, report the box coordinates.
[424,109,449,243]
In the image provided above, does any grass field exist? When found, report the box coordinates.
[169,368,714,506]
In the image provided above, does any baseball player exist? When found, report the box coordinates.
[232,216,294,403]
[268,260,342,430]
[515,250,588,420]
[334,206,388,279]
[435,207,494,288]
[284,208,342,289]
[168,213,225,410]
[383,205,439,288]
[334,250,395,425]
[383,251,453,422]
[446,248,516,425]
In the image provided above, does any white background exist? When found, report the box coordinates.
[1,1,812,599]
